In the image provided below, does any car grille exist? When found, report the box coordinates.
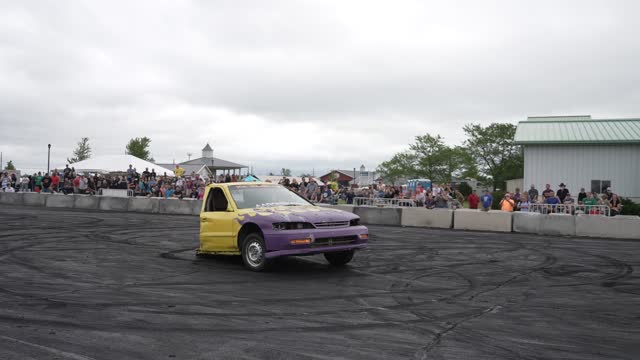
[312,236,357,247]
[313,221,350,228]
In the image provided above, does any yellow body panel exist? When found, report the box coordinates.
[198,184,241,254]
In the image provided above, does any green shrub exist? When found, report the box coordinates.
[491,190,506,210]
[457,182,473,197]
[621,198,640,216]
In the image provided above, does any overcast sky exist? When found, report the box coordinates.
[1,1,639,175]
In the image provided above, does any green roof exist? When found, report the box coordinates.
[514,117,640,144]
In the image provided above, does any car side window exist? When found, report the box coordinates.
[206,188,230,212]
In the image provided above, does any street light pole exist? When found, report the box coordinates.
[47,144,51,174]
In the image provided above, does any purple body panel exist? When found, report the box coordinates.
[235,205,368,258]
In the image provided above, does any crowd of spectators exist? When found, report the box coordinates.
[1,164,255,200]
[496,183,624,216]
[0,168,628,216]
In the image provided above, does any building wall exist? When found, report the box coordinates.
[505,178,524,193]
[523,144,640,198]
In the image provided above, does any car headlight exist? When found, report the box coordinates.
[350,218,360,226]
[272,222,314,231]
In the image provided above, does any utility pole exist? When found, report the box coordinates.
[47,144,51,174]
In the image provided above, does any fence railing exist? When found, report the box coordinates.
[353,197,415,208]
[527,203,610,216]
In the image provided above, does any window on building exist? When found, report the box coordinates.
[590,180,611,194]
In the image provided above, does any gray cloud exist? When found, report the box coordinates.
[1,1,639,173]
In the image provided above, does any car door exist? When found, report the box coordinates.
[199,187,238,252]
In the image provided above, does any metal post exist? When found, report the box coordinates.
[47,144,51,174]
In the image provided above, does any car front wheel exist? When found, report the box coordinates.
[324,250,355,266]
[241,233,269,271]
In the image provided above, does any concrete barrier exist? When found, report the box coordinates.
[128,197,160,214]
[191,200,203,216]
[576,215,640,239]
[23,193,48,207]
[98,196,129,212]
[401,208,453,229]
[353,207,402,226]
[540,213,575,236]
[0,192,24,205]
[513,212,576,236]
[159,198,196,215]
[453,209,512,232]
[45,194,75,209]
[512,212,542,233]
[333,205,355,213]
[74,195,100,210]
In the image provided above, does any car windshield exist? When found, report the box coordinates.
[229,185,312,209]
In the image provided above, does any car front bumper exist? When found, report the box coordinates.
[263,225,368,259]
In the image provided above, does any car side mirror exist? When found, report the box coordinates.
[226,207,234,212]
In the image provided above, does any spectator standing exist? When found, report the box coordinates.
[528,184,538,203]
[599,195,612,215]
[454,190,464,206]
[62,178,74,195]
[78,176,89,194]
[518,193,530,212]
[562,193,575,214]
[0,173,8,191]
[41,174,52,193]
[306,179,318,199]
[346,188,355,204]
[609,194,622,216]
[583,192,598,214]
[557,183,569,203]
[34,172,43,193]
[605,187,614,200]
[499,193,515,212]
[545,193,560,213]
[73,174,82,193]
[513,188,522,202]
[174,165,185,178]
[20,176,29,192]
[51,172,60,192]
[480,190,492,211]
[577,188,587,203]
[415,188,426,207]
[542,184,554,200]
[434,195,448,209]
[468,190,479,209]
[127,165,135,183]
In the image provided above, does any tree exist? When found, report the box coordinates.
[377,151,417,185]
[67,137,92,164]
[126,137,154,161]
[4,160,15,170]
[409,134,454,182]
[463,123,523,191]
[281,168,292,176]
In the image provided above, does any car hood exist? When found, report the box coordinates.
[236,205,358,225]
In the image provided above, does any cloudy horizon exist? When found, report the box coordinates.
[1,1,639,176]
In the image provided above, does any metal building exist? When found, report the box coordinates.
[514,115,640,201]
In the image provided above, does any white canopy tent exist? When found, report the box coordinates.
[60,155,175,177]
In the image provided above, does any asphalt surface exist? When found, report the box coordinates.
[0,206,639,360]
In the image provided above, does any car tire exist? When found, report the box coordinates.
[241,233,269,271]
[324,250,355,266]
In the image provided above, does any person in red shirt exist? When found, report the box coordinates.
[73,175,82,194]
[51,172,60,192]
[467,189,480,209]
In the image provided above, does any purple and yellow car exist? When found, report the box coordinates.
[197,182,369,271]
